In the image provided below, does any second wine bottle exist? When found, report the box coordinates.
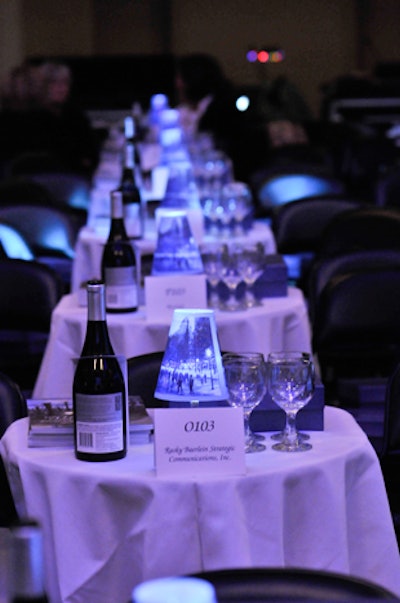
[102,190,138,313]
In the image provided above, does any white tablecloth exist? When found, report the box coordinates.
[33,287,311,399]
[2,407,400,603]
[71,220,277,293]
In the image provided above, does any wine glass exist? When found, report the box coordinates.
[267,351,315,452]
[219,248,246,311]
[235,243,265,308]
[223,353,267,453]
[223,351,267,445]
[221,181,253,236]
[200,243,226,309]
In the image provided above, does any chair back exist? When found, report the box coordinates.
[271,195,362,288]
[0,177,55,206]
[0,222,34,260]
[307,249,400,325]
[0,259,63,393]
[127,352,169,408]
[312,267,400,401]
[0,370,27,438]
[272,196,362,254]
[189,567,398,601]
[0,204,79,259]
[27,171,91,212]
[0,371,27,526]
[318,206,400,257]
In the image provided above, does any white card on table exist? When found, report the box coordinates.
[153,407,246,477]
[145,274,207,321]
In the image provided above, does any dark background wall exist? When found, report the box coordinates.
[1,0,400,117]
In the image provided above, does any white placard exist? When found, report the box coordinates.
[153,407,246,477]
[145,274,207,321]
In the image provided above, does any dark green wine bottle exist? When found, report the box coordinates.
[73,280,127,462]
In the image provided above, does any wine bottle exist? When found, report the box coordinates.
[120,136,144,239]
[101,190,138,313]
[9,519,49,603]
[73,280,127,462]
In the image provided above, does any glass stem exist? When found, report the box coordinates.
[284,410,298,445]
[243,410,252,443]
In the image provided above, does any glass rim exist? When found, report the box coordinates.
[267,351,312,362]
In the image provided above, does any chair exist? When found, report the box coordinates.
[0,371,28,526]
[0,204,78,259]
[318,206,400,257]
[255,171,346,216]
[376,165,400,209]
[271,195,362,287]
[312,267,400,408]
[0,177,55,206]
[0,204,80,291]
[378,360,400,547]
[127,352,169,408]
[25,171,91,214]
[188,567,398,601]
[6,151,68,176]
[0,259,64,395]
[307,249,400,326]
[0,222,34,260]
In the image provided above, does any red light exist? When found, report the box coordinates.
[257,50,269,63]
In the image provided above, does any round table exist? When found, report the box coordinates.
[71,219,277,293]
[2,407,400,603]
[33,287,311,399]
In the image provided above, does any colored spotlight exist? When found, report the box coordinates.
[257,50,269,63]
[246,49,258,63]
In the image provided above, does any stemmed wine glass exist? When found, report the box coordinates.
[219,248,245,311]
[200,243,226,309]
[235,243,265,308]
[221,181,253,236]
[267,351,315,452]
[223,352,267,453]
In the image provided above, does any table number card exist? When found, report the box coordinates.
[153,407,246,477]
[145,274,207,321]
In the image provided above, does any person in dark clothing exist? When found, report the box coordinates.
[0,60,99,177]
[174,53,269,182]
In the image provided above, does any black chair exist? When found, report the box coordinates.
[6,151,68,177]
[127,352,169,408]
[0,371,28,526]
[0,177,56,207]
[0,204,80,292]
[318,206,400,257]
[312,267,400,408]
[271,195,362,287]
[307,249,400,326]
[379,360,400,547]
[188,567,398,601]
[25,171,91,214]
[0,222,34,260]
[0,259,64,395]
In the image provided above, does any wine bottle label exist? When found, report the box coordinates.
[124,203,143,238]
[75,392,124,453]
[104,266,138,309]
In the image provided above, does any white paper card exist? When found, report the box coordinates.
[145,274,207,321]
[153,407,246,477]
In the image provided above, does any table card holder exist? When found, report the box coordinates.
[154,308,228,405]
[145,273,207,321]
[153,407,246,477]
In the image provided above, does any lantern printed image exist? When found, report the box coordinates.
[152,210,204,275]
[155,309,228,403]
